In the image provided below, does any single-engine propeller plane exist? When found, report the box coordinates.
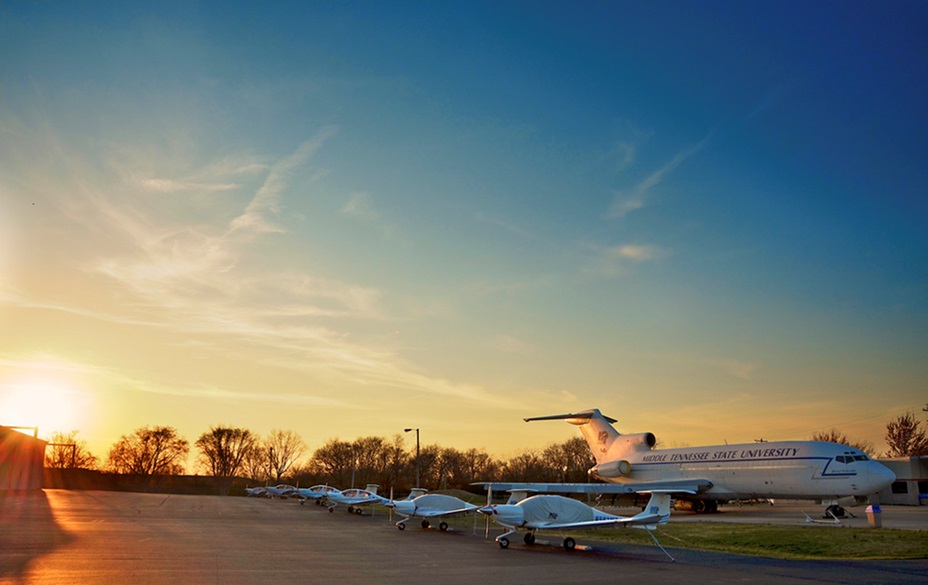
[386,491,479,531]
[478,490,676,558]
[323,484,390,513]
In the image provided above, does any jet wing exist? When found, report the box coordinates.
[473,479,712,495]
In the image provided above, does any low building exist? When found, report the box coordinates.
[0,426,48,490]
[876,456,928,506]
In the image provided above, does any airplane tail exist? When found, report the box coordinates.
[633,492,673,526]
[525,408,655,466]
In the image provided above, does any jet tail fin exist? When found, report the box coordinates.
[525,408,621,464]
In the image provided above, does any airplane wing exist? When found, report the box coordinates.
[473,479,712,495]
[531,515,662,530]
[413,505,478,518]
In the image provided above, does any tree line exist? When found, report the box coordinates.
[44,408,928,495]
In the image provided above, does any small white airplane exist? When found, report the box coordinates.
[478,490,675,558]
[386,491,479,531]
[295,484,342,505]
[263,484,299,498]
[323,484,390,513]
[477,409,896,518]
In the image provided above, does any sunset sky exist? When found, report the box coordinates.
[2,2,926,466]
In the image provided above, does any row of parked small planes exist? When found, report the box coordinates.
[245,408,898,559]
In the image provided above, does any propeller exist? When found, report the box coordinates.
[484,483,493,539]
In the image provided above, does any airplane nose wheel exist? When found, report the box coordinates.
[497,537,510,549]
[563,537,576,551]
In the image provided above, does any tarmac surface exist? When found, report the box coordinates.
[1,490,926,585]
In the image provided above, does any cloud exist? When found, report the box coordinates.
[582,243,673,277]
[3,119,510,410]
[608,134,711,218]
[340,192,379,221]
[610,244,671,263]
[228,126,338,238]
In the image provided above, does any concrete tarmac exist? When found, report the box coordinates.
[1,490,926,585]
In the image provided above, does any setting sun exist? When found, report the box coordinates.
[1,378,84,438]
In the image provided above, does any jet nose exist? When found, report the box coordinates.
[870,462,896,492]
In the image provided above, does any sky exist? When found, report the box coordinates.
[1,1,926,466]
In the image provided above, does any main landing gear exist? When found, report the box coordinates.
[690,499,718,514]
[497,532,575,550]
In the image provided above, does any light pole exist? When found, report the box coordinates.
[404,427,420,488]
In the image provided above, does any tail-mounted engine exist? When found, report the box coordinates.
[587,432,656,479]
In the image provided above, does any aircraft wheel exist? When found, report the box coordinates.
[421,520,430,529]
[706,500,718,513]
[563,537,576,551]
[498,537,509,549]
[347,506,354,514]
[355,507,364,515]
[691,500,707,514]
[328,507,334,513]
[397,523,405,531]
[826,504,846,518]
[439,522,448,531]
[523,533,535,545]
[300,500,305,506]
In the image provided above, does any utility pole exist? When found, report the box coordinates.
[404,427,420,488]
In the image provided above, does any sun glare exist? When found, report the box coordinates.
[1,378,84,437]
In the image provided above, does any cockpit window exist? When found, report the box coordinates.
[854,455,869,461]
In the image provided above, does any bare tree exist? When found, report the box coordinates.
[107,426,189,477]
[264,429,306,483]
[242,443,269,483]
[501,449,547,482]
[810,429,874,456]
[196,426,258,495]
[542,436,596,482]
[45,430,98,469]
[885,411,928,457]
[308,438,356,487]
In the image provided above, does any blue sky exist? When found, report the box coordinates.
[1,1,925,461]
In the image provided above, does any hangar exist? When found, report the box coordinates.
[0,426,48,490]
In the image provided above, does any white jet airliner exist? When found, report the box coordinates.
[478,409,895,517]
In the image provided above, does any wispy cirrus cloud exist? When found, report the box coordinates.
[4,120,508,409]
[608,134,711,218]
[228,126,338,238]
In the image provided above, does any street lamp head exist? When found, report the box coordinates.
[404,428,415,433]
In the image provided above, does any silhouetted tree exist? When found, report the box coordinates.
[308,438,356,487]
[501,449,547,481]
[196,426,258,495]
[885,412,928,457]
[810,429,874,456]
[542,436,596,482]
[45,430,98,469]
[107,426,189,477]
[263,429,306,483]
[242,443,269,483]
